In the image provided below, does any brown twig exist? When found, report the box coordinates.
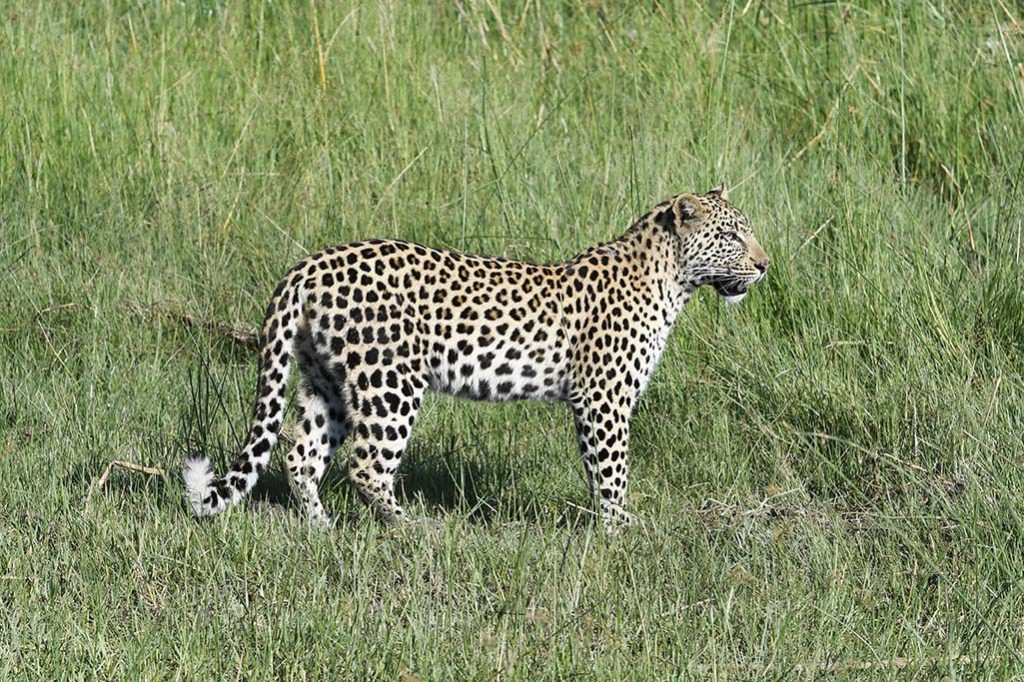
[86,459,166,501]
[127,301,259,352]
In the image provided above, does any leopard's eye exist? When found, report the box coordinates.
[724,231,744,242]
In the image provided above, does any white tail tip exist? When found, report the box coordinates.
[182,456,216,517]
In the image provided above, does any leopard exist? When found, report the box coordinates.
[182,185,770,532]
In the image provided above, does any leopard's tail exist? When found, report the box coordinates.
[183,274,303,517]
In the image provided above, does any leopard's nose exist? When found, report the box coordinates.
[755,258,771,273]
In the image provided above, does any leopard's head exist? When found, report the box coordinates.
[656,186,770,304]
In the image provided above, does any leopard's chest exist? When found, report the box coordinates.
[633,288,691,396]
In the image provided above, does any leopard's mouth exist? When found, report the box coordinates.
[709,279,748,304]
[712,280,748,299]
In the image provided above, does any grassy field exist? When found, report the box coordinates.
[2,0,1024,678]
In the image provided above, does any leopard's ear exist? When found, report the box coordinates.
[654,194,705,232]
[675,194,705,224]
[706,184,729,201]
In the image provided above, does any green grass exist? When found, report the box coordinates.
[2,0,1024,678]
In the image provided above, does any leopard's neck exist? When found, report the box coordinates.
[613,216,692,324]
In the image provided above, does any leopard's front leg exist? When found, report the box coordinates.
[571,395,636,533]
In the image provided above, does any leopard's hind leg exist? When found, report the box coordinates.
[283,328,349,526]
[345,371,426,524]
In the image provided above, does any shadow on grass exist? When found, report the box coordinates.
[399,447,486,515]
[235,441,524,526]
[400,443,596,530]
[172,357,588,527]
[79,428,594,531]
